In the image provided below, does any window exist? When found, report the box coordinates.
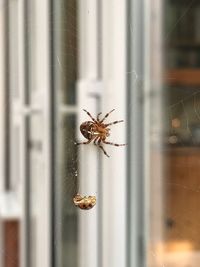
[0,1,200,267]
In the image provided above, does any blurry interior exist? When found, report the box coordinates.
[161,0,200,265]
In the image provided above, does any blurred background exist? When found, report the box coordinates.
[0,0,200,267]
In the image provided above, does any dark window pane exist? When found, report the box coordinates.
[52,0,78,105]
[54,114,78,267]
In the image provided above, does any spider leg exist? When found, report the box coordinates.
[102,140,126,147]
[75,139,93,145]
[93,137,99,145]
[100,109,115,123]
[98,144,110,157]
[97,112,102,121]
[105,120,124,127]
[95,138,110,157]
[83,109,98,122]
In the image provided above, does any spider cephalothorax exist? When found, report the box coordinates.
[75,109,126,157]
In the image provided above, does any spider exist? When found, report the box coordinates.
[73,194,96,210]
[75,109,126,157]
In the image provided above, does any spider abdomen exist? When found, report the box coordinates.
[80,121,96,140]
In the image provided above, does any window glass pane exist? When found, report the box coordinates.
[54,114,78,267]
[8,0,19,99]
[27,0,37,103]
[147,1,200,266]
[52,0,79,265]
[27,0,44,105]
[163,1,200,264]
[27,0,50,105]
[53,0,77,105]
[28,115,44,267]
[10,124,20,190]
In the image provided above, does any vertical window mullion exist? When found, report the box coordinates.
[18,0,31,266]
[127,0,146,266]
[4,0,11,191]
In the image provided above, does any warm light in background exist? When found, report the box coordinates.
[164,241,194,252]
[171,118,181,129]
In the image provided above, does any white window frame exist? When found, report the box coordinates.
[18,0,53,265]
[77,1,128,267]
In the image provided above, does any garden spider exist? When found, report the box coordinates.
[75,109,126,157]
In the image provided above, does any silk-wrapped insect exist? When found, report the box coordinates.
[73,194,96,210]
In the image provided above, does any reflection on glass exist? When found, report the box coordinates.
[166,1,200,69]
[165,87,200,146]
